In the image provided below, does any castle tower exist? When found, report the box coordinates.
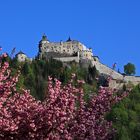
[38,34,49,59]
[16,51,27,62]
[39,34,49,44]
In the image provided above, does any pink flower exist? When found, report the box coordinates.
[2,53,7,58]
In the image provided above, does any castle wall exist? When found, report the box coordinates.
[109,79,124,89]
[54,56,79,63]
[91,60,140,88]
[123,76,140,86]
[40,41,82,56]
[80,50,93,60]
[91,60,124,80]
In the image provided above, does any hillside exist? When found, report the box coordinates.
[7,57,99,100]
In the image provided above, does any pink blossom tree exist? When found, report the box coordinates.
[0,54,48,139]
[44,76,128,140]
[0,52,128,139]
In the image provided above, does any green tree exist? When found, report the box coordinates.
[108,85,140,140]
[87,65,99,85]
[124,63,136,75]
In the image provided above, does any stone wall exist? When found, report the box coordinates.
[124,76,140,82]
[79,59,92,68]
[54,56,79,63]
[109,79,124,89]
[91,59,140,89]
[43,52,72,59]
[91,60,124,80]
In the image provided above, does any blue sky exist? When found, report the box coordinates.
[0,0,140,75]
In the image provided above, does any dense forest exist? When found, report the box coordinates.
[2,55,140,139]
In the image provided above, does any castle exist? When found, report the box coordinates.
[15,35,140,89]
[16,34,97,62]
[38,34,93,61]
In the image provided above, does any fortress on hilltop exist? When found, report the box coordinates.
[15,34,140,89]
[38,34,93,61]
